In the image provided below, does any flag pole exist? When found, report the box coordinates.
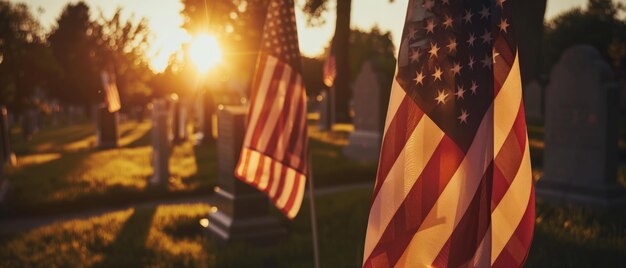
[307,153,320,268]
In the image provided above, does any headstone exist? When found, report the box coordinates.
[207,105,286,243]
[172,97,188,143]
[524,80,543,124]
[1,106,11,164]
[96,105,119,149]
[21,109,39,139]
[0,106,12,202]
[318,90,332,131]
[343,61,390,162]
[151,99,171,186]
[202,90,216,144]
[539,45,626,207]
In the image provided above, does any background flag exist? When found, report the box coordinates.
[235,0,308,220]
[100,71,121,113]
[322,39,336,87]
[363,0,534,267]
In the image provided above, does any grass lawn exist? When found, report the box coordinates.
[1,120,625,266]
[1,120,376,217]
[0,189,625,267]
[2,120,217,217]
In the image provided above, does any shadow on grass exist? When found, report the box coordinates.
[124,129,152,148]
[1,150,89,217]
[214,189,372,268]
[11,123,96,155]
[94,207,156,268]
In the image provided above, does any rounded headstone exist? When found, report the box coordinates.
[540,45,625,207]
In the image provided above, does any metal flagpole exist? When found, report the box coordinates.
[308,154,320,268]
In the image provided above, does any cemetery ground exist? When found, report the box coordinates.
[0,120,625,267]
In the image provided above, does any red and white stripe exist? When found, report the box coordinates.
[101,71,121,113]
[235,53,308,219]
[362,51,534,267]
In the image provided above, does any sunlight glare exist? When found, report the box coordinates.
[189,34,222,73]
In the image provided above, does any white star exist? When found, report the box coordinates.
[414,71,425,85]
[425,19,436,34]
[468,56,476,69]
[435,89,449,104]
[470,81,479,94]
[429,42,440,58]
[467,33,476,47]
[451,62,462,76]
[447,38,457,52]
[410,48,421,63]
[482,53,493,68]
[496,0,507,8]
[443,15,454,29]
[455,85,466,99]
[479,5,490,19]
[463,10,473,24]
[481,29,493,44]
[424,0,435,10]
[432,66,443,81]
[408,27,419,39]
[458,109,470,124]
[499,18,510,33]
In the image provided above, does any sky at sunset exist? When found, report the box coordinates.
[20,0,593,72]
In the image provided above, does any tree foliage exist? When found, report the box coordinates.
[349,27,395,84]
[47,2,101,106]
[302,27,396,98]
[48,2,154,109]
[544,0,626,71]
[0,1,57,113]
[180,0,269,93]
[92,9,154,108]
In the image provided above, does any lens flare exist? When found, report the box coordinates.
[189,34,222,73]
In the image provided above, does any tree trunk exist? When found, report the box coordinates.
[512,0,547,86]
[333,0,351,123]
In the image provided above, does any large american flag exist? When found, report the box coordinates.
[235,0,308,219]
[363,0,534,267]
[100,71,121,113]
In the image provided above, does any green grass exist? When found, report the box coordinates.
[0,189,624,267]
[308,125,377,188]
[2,121,216,217]
[527,199,626,267]
[1,121,376,217]
[0,190,372,267]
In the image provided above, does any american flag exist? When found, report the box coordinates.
[235,0,308,219]
[323,39,336,87]
[100,71,121,113]
[363,0,534,267]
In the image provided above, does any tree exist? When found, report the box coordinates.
[92,9,154,108]
[511,0,547,86]
[348,27,395,84]
[47,2,100,107]
[0,1,57,114]
[48,2,155,110]
[303,0,352,123]
[180,0,269,91]
[543,0,626,72]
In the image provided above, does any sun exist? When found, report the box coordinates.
[188,34,222,73]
